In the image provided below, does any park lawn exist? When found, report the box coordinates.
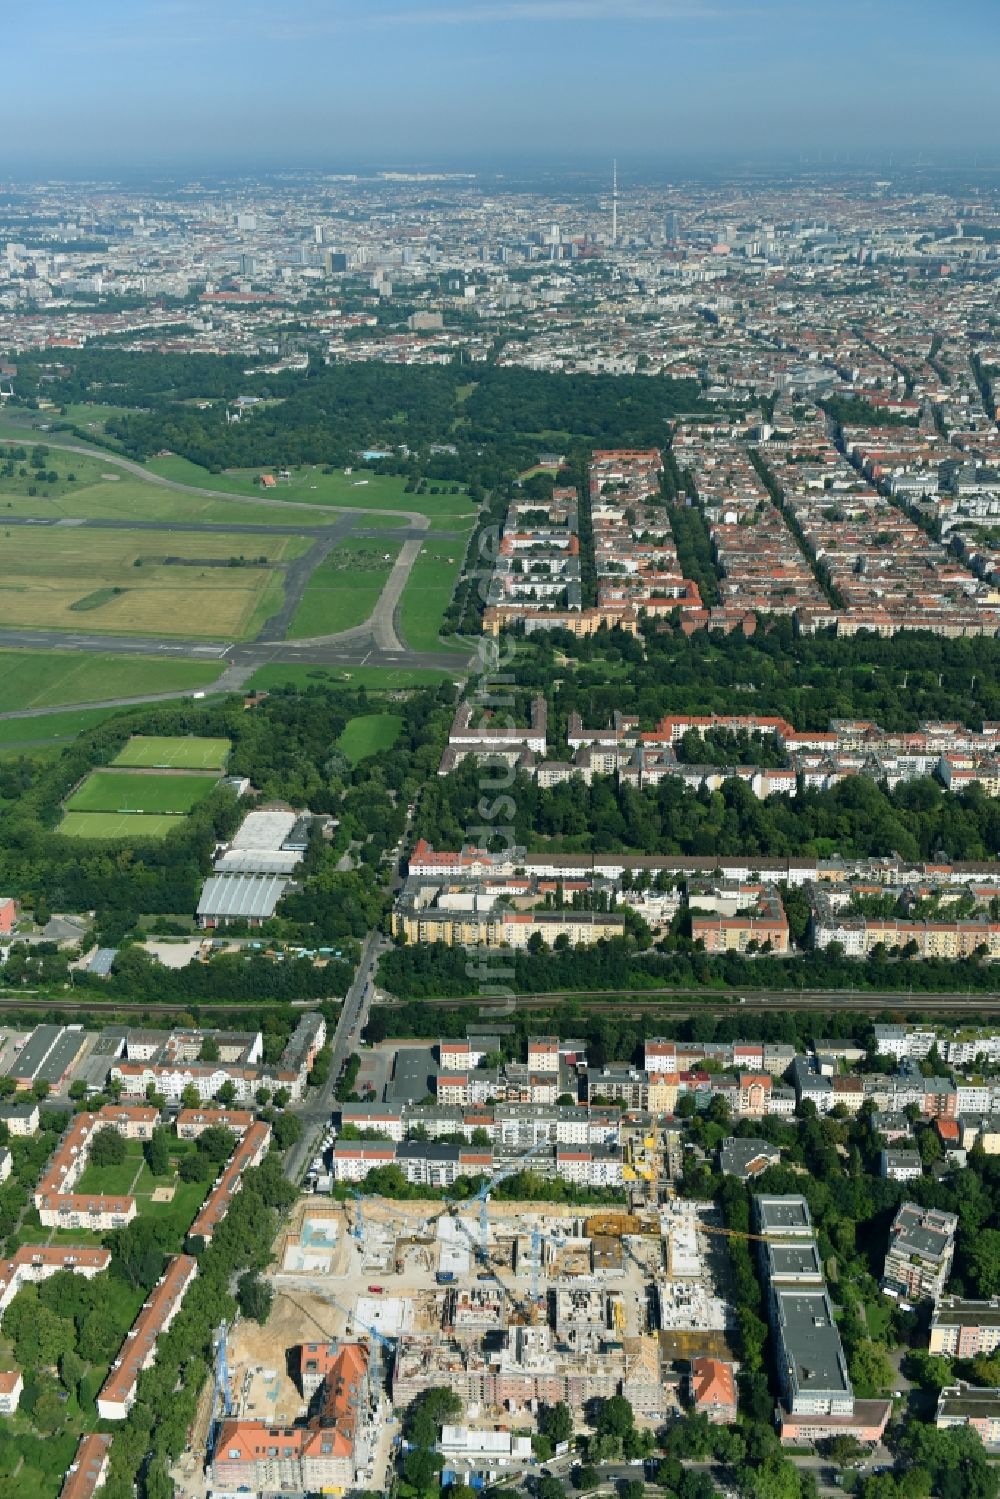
[112,734,231,770]
[58,810,187,839]
[75,1154,142,1197]
[136,1176,210,1242]
[0,527,303,639]
[0,651,221,711]
[397,537,468,652]
[336,713,403,765]
[147,457,476,518]
[288,538,401,638]
[244,663,461,693]
[865,1298,892,1341]
[66,769,219,815]
[0,706,127,745]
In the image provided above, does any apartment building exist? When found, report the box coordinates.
[754,1194,891,1444]
[188,1120,272,1243]
[882,1202,959,1304]
[930,1298,1000,1359]
[691,886,790,954]
[33,1104,157,1231]
[212,1342,374,1493]
[60,1434,112,1499]
[935,1384,1000,1449]
[97,1255,198,1419]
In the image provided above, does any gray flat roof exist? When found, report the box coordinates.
[768,1242,824,1280]
[37,1031,86,1084]
[7,1024,61,1080]
[387,1046,437,1105]
[934,1300,1000,1331]
[775,1288,852,1396]
[756,1195,813,1235]
[197,873,289,920]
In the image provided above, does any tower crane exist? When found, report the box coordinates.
[348,1187,365,1246]
[325,1292,398,1406]
[471,1139,550,1262]
[529,1223,566,1305]
[207,1320,233,1461]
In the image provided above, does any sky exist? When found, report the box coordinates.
[3,0,999,177]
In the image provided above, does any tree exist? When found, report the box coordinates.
[68,1080,88,1101]
[180,1083,201,1110]
[90,1126,126,1167]
[849,1341,894,1397]
[144,1126,171,1177]
[199,1037,220,1062]
[216,1080,238,1107]
[3,1290,72,1369]
[31,1079,50,1102]
[78,1305,121,1361]
[538,1480,566,1499]
[966,1229,1000,1298]
[576,1466,600,1492]
[271,1111,303,1150]
[903,1351,952,1392]
[237,1272,273,1323]
[59,1349,86,1396]
[402,1446,442,1490]
[273,1087,291,1108]
[620,1484,644,1499]
[823,1435,864,1466]
[32,1382,66,1433]
[540,1400,574,1446]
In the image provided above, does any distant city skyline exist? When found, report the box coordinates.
[3,0,998,174]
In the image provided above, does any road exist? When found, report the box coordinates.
[282,929,387,1184]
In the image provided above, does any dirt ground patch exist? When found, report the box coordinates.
[228,1288,343,1426]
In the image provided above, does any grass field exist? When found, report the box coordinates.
[58,810,180,838]
[146,457,475,518]
[288,538,401,638]
[397,537,468,653]
[66,769,218,815]
[112,734,231,769]
[244,663,462,693]
[0,705,129,750]
[0,650,221,711]
[337,712,403,764]
[75,1154,141,1197]
[0,527,303,638]
[0,447,356,526]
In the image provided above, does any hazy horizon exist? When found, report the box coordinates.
[4,0,999,177]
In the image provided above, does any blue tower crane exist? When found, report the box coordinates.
[207,1320,233,1459]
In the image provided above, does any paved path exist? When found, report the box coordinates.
[1,429,437,527]
[0,428,477,711]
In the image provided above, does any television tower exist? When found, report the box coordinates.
[611,159,618,246]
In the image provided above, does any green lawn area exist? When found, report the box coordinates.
[397,537,468,652]
[135,1176,210,1243]
[146,457,476,518]
[289,538,401,638]
[336,712,403,765]
[865,1298,892,1341]
[0,526,301,640]
[65,769,219,815]
[112,734,231,770]
[58,810,189,839]
[0,705,129,749]
[0,650,221,712]
[0,445,350,526]
[74,1154,141,1196]
[244,663,462,693]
